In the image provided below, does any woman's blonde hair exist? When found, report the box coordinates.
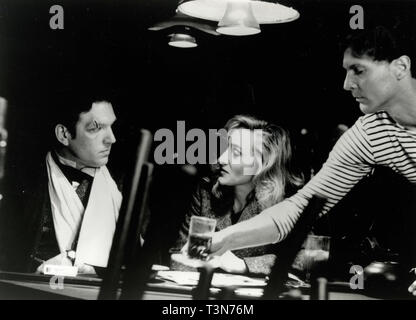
[210,114,303,210]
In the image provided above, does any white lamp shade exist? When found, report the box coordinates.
[216,1,260,36]
[168,33,198,48]
[178,0,300,24]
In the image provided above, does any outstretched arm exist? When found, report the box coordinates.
[210,200,297,256]
[210,117,376,255]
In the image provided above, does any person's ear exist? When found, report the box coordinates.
[392,55,411,80]
[55,124,72,146]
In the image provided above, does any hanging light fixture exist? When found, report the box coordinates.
[149,12,221,48]
[216,0,260,36]
[178,0,300,36]
[148,11,220,36]
[168,32,198,48]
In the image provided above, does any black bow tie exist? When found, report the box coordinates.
[57,161,93,207]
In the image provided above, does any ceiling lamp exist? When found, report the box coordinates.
[216,0,260,36]
[148,11,220,36]
[178,0,300,36]
[168,32,198,48]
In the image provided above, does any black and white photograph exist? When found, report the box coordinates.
[0,0,416,305]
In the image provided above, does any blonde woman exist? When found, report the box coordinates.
[173,115,303,275]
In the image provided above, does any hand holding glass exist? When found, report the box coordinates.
[188,216,217,260]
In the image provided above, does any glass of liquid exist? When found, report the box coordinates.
[187,216,217,260]
[300,235,331,282]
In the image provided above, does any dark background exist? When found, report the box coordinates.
[0,0,415,167]
[0,0,416,275]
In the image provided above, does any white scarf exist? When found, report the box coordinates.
[45,152,122,267]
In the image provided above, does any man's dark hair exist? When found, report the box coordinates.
[50,90,114,140]
[59,97,111,138]
[340,25,406,63]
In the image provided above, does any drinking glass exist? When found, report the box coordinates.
[299,235,331,282]
[187,216,217,260]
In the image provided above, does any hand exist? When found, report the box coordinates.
[209,230,229,257]
[76,263,96,275]
[408,268,416,296]
[36,253,72,273]
[213,250,247,274]
[36,253,96,275]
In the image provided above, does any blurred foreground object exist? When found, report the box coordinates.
[0,97,8,204]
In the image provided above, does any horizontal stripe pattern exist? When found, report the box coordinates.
[269,111,416,242]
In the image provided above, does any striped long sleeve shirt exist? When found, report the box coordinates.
[266,111,416,242]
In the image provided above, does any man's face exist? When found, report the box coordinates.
[343,48,399,114]
[66,101,117,168]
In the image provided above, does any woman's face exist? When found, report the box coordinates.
[217,128,263,186]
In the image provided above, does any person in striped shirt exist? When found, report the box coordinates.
[209,26,416,295]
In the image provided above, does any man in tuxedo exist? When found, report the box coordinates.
[0,96,121,275]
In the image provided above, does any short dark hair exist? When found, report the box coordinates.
[340,25,406,63]
[59,97,111,138]
[50,90,114,140]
